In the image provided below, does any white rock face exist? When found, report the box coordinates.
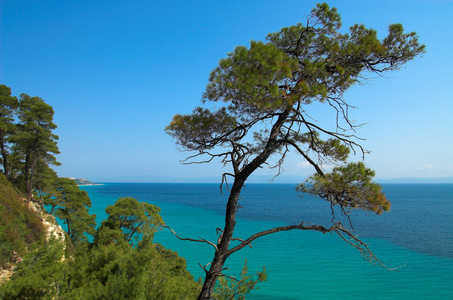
[29,201,66,243]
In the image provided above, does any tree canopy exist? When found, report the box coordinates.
[0,85,19,180]
[166,3,424,299]
[95,197,164,245]
[0,91,61,204]
[0,197,200,300]
[48,177,96,245]
[15,94,60,203]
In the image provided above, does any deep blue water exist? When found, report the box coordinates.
[80,183,453,299]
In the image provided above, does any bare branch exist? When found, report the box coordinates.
[220,173,235,194]
[281,139,324,176]
[199,261,211,273]
[163,225,218,251]
[298,114,367,157]
[231,237,253,249]
[333,224,401,270]
[227,222,396,270]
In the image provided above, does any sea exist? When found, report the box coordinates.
[79,183,453,299]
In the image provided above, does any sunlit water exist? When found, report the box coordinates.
[80,183,453,299]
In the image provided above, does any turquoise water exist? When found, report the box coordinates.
[80,183,453,299]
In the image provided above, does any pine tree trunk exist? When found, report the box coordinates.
[197,109,290,299]
[0,132,10,178]
[197,178,244,299]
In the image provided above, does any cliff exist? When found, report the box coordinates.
[0,191,66,285]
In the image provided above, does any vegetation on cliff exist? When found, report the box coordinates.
[0,171,201,299]
[0,173,45,270]
[0,197,200,299]
[0,84,262,299]
[0,85,201,299]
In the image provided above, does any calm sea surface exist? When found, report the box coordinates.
[80,183,453,299]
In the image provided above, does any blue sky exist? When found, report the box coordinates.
[1,0,452,182]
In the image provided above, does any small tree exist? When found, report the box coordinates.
[66,197,199,299]
[95,197,164,245]
[50,178,96,245]
[166,3,424,299]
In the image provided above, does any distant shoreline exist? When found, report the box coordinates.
[86,175,453,184]
[82,181,453,186]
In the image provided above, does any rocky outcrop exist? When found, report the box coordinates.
[28,201,66,243]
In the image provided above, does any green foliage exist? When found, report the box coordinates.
[292,131,351,162]
[214,260,267,300]
[0,85,18,133]
[49,177,96,245]
[167,2,424,216]
[0,84,19,179]
[34,163,59,206]
[0,173,44,267]
[205,41,297,112]
[9,93,60,202]
[81,198,199,298]
[95,197,164,245]
[64,242,199,299]
[0,239,67,300]
[1,196,200,299]
[298,162,390,215]
[165,107,238,152]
